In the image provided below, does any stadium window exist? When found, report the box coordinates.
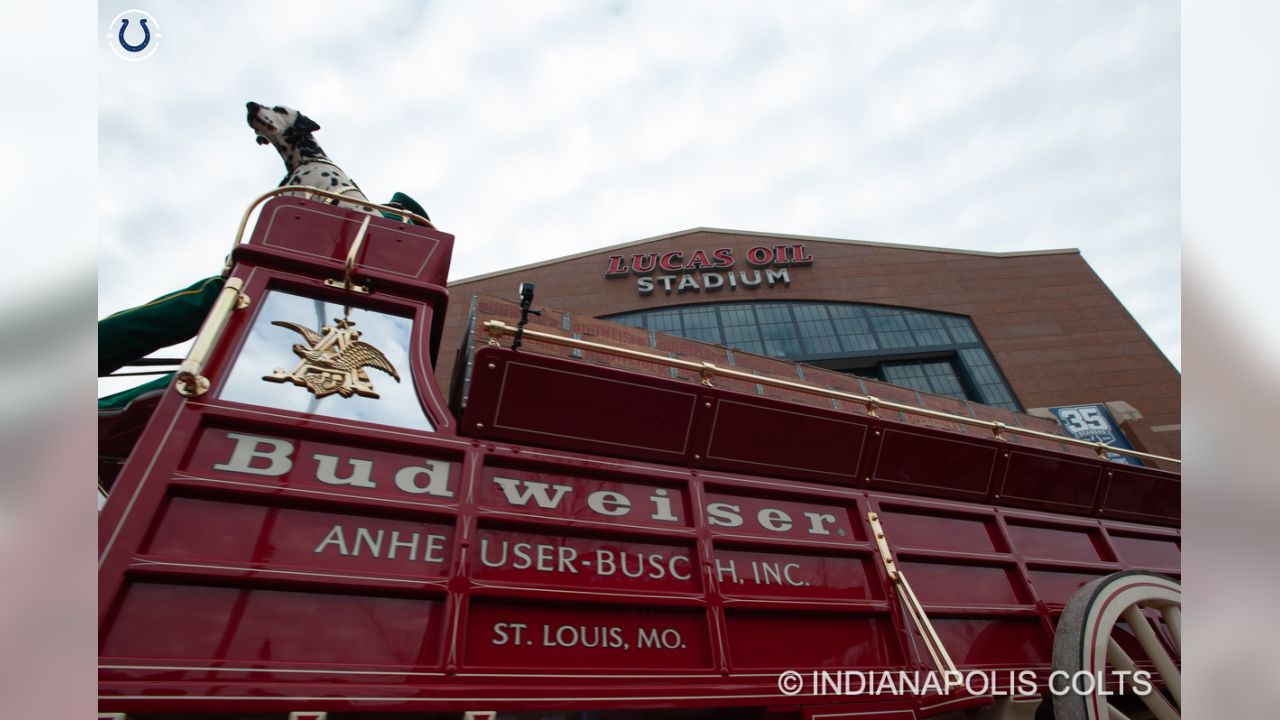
[603,301,1021,411]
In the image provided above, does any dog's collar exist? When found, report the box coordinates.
[294,157,342,168]
[280,157,350,187]
[287,157,344,173]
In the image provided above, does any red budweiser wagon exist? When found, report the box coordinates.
[98,189,1182,720]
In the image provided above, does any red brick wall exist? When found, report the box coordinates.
[436,229,1180,454]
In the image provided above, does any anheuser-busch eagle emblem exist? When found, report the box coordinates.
[263,317,399,399]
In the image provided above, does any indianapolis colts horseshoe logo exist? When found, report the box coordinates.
[108,10,161,61]
[118,18,150,52]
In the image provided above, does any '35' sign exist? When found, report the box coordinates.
[1048,403,1143,465]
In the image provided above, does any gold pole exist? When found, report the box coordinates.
[869,511,960,688]
[174,277,248,397]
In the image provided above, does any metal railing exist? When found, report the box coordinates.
[226,186,437,272]
[175,277,248,397]
[482,320,1180,467]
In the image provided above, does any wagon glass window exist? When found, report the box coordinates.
[219,290,434,431]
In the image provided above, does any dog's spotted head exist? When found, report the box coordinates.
[246,101,321,152]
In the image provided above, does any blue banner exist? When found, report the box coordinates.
[1047,403,1144,466]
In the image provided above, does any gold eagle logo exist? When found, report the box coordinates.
[263,317,400,399]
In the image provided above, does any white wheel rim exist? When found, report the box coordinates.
[1053,571,1182,720]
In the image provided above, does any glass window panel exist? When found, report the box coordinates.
[905,313,938,330]
[683,326,720,344]
[795,319,835,337]
[603,302,1020,410]
[882,363,928,394]
[830,312,878,352]
[801,335,842,355]
[724,339,764,354]
[718,305,756,326]
[905,313,950,346]
[867,308,916,348]
[979,384,1015,406]
[792,304,830,322]
[944,316,979,344]
[831,315,870,335]
[760,329,801,357]
[828,305,866,319]
[220,291,433,431]
[870,312,911,333]
[646,310,682,334]
[756,304,801,357]
[718,306,764,355]
[754,304,792,324]
[878,330,917,349]
[883,359,967,400]
[721,324,760,343]
[914,328,951,346]
[839,333,880,352]
[681,307,719,329]
[798,326,841,355]
[868,308,909,333]
[921,361,967,398]
[758,321,794,336]
[680,307,721,344]
[887,365,926,382]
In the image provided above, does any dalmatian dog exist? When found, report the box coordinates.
[246,101,369,203]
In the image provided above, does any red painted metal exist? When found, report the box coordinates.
[98,196,1180,718]
[462,346,1180,527]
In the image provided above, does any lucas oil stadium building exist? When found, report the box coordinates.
[436,227,1179,463]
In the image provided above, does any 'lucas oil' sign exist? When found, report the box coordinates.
[605,244,814,295]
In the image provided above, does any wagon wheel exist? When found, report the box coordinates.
[1051,570,1181,720]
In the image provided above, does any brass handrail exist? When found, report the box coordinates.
[321,214,374,294]
[175,277,248,397]
[482,320,1181,467]
[868,511,959,688]
[225,186,436,274]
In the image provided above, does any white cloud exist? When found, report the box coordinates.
[99,0,1180,371]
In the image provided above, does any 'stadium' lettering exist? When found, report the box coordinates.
[639,268,789,295]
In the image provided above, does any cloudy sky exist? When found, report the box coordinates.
[98,0,1180,391]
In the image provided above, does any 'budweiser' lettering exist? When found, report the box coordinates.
[208,432,853,540]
